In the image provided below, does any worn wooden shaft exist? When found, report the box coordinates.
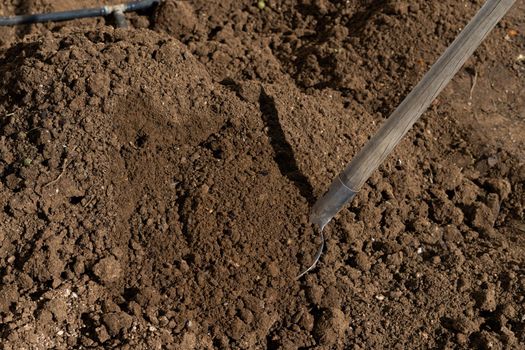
[311,0,516,230]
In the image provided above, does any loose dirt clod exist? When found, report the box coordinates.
[93,256,123,285]
[313,307,348,346]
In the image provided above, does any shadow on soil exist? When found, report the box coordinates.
[259,87,315,205]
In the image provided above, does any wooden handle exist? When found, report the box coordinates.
[310,0,516,230]
[340,0,516,190]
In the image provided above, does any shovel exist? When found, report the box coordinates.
[298,0,516,278]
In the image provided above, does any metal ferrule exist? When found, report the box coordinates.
[310,177,357,230]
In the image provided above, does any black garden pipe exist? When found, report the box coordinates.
[0,0,159,28]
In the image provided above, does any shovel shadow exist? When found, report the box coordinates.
[258,87,315,206]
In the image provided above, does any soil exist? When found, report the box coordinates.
[0,0,524,349]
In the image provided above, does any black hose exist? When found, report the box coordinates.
[0,0,159,26]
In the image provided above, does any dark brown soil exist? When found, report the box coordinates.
[0,1,524,349]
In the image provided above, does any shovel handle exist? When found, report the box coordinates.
[311,0,516,229]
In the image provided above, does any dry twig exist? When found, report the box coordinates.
[43,158,71,188]
[43,146,77,188]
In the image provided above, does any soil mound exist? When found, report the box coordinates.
[0,28,366,348]
[0,29,237,348]
[0,1,524,349]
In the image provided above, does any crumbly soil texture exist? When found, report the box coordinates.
[0,0,524,349]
